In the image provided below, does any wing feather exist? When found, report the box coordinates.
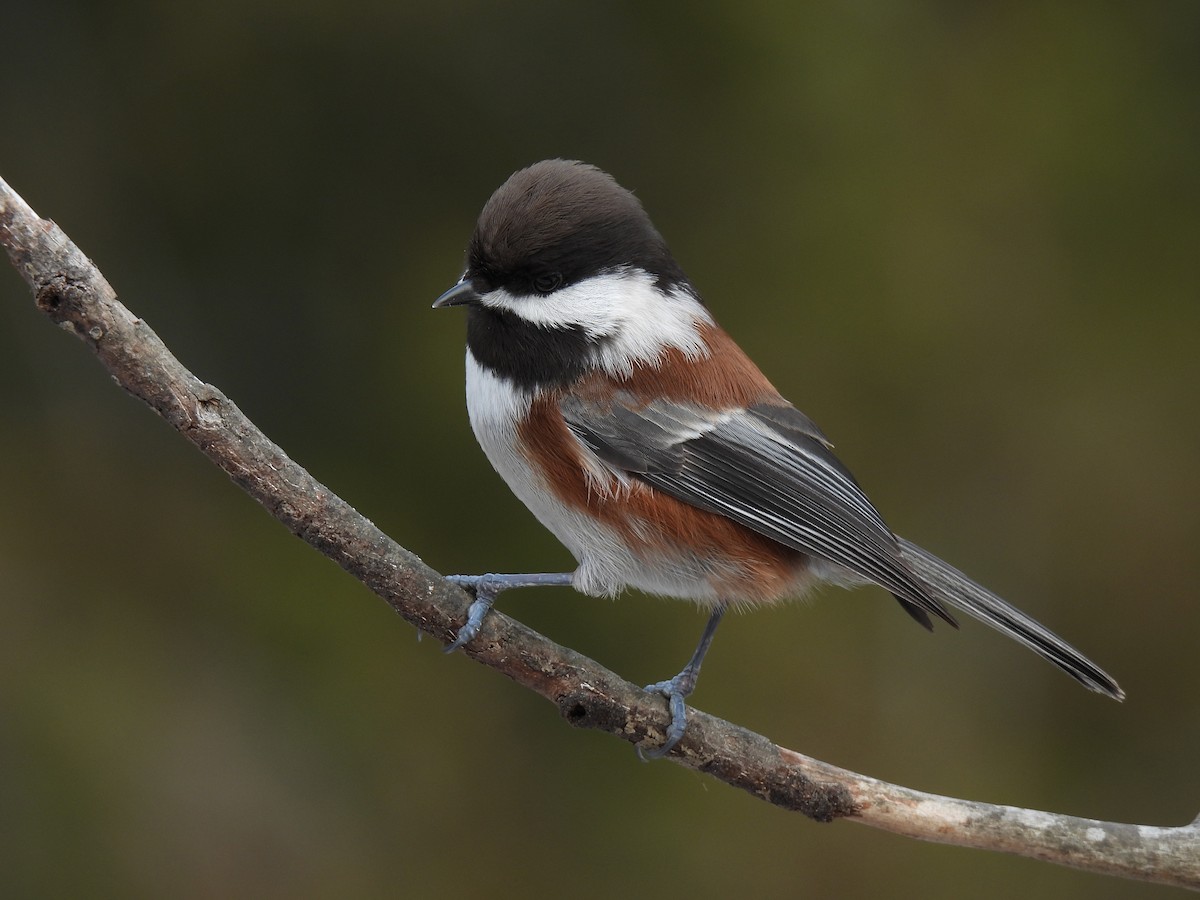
[561,393,954,627]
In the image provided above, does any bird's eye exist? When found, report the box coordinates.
[532,272,563,295]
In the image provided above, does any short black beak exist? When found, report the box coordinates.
[433,278,482,309]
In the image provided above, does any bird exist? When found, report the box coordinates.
[433,158,1123,758]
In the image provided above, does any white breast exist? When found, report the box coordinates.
[463,352,738,603]
[464,352,611,580]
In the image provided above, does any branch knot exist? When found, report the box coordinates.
[35,267,98,337]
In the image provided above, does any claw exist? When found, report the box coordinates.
[443,575,499,654]
[637,678,691,760]
[444,584,497,653]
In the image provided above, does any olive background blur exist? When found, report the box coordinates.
[1,3,1197,898]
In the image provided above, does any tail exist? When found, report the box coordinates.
[898,538,1125,700]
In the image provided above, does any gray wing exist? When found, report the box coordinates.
[561,392,1125,700]
[560,392,955,629]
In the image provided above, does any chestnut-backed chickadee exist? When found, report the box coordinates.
[435,159,1122,758]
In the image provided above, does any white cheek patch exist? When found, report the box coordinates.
[480,268,714,377]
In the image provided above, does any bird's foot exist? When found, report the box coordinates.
[442,572,573,653]
[637,669,699,760]
[636,604,727,760]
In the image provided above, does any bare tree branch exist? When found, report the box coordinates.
[2,174,1196,891]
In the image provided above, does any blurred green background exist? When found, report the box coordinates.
[2,2,1197,897]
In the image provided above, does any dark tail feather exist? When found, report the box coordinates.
[898,538,1125,700]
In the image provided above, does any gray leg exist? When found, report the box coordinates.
[639,604,727,760]
[443,572,574,653]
